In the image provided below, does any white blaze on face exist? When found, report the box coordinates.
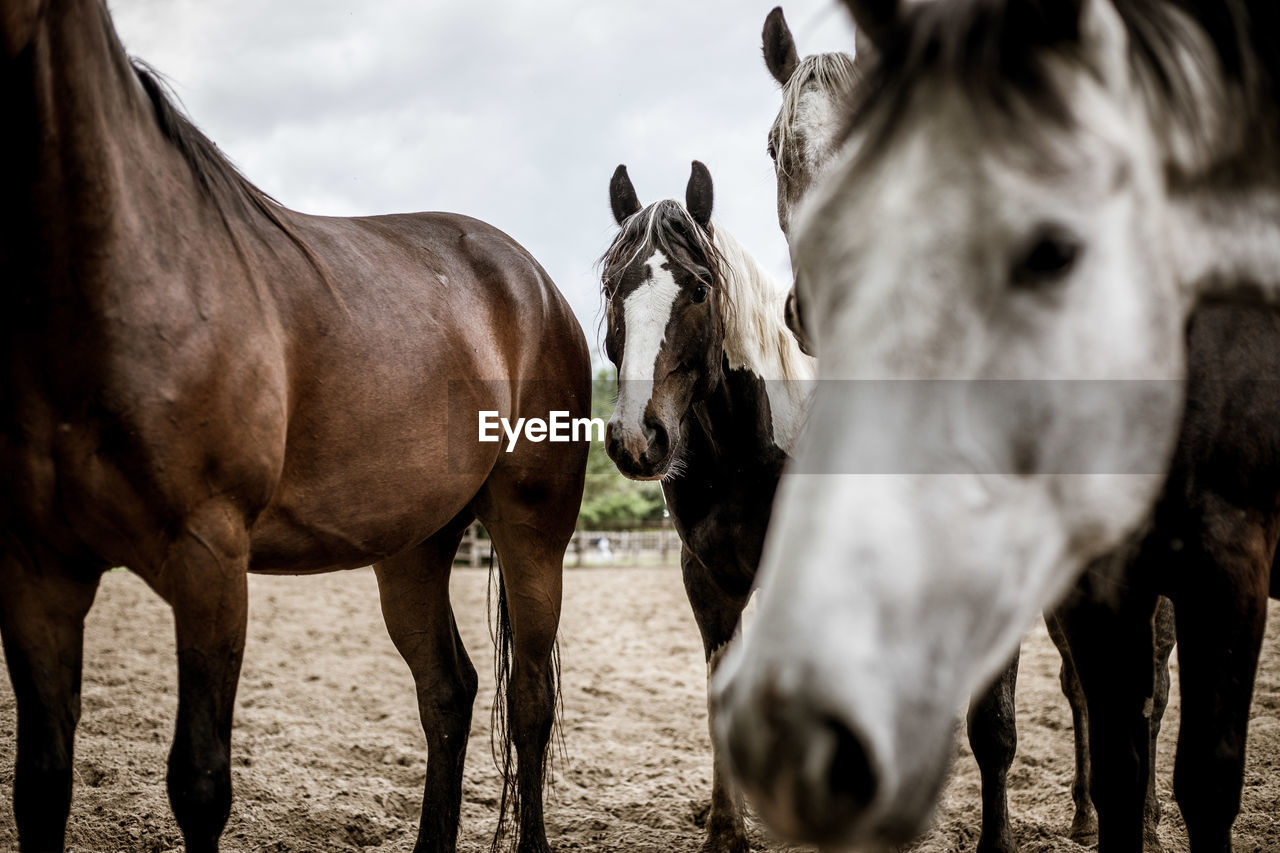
[611,251,681,434]
[795,85,844,171]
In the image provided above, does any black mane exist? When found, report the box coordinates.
[132,61,286,228]
[131,61,332,286]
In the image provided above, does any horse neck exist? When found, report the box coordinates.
[690,354,783,461]
[4,1,247,306]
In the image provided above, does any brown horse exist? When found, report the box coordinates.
[0,2,589,852]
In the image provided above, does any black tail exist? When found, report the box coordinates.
[487,545,563,853]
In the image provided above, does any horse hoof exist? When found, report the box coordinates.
[976,832,1019,853]
[515,833,553,853]
[1068,811,1098,845]
[700,831,750,853]
[516,842,552,853]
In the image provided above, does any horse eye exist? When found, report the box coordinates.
[691,285,710,304]
[767,141,777,162]
[1013,227,1081,288]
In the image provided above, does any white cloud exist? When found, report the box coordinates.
[107,0,857,356]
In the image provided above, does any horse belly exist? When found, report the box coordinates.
[249,473,483,568]
[246,372,500,572]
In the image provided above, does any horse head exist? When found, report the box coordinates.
[601,162,726,481]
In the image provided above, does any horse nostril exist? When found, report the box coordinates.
[785,290,814,356]
[642,419,668,459]
[733,697,880,845]
[782,714,879,843]
[822,715,877,815]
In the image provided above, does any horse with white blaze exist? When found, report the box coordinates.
[600,161,813,853]
[714,0,1280,850]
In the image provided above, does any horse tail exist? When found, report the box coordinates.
[487,545,564,853]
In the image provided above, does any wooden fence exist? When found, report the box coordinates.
[454,522,681,568]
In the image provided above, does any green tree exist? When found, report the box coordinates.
[578,365,666,527]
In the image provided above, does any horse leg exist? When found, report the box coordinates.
[1058,570,1158,853]
[373,515,477,853]
[149,503,250,853]
[680,546,750,853]
[1169,521,1269,853]
[0,543,102,852]
[1045,609,1096,843]
[477,473,578,853]
[1144,597,1176,850]
[966,651,1019,853]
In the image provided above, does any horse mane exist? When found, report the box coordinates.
[847,0,1277,172]
[131,62,336,293]
[1169,0,1280,164]
[600,199,812,384]
[132,63,280,225]
[709,224,813,384]
[846,0,1088,159]
[773,51,860,176]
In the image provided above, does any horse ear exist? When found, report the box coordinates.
[686,161,714,229]
[762,7,800,86]
[837,0,899,50]
[610,165,642,225]
[1073,0,1131,90]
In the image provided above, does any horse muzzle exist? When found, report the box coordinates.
[711,643,949,851]
[604,417,673,480]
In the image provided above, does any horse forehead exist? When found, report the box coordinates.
[842,121,982,241]
[905,88,1135,221]
[797,89,845,156]
[617,251,682,382]
[838,87,1104,233]
[778,79,826,137]
[620,250,680,310]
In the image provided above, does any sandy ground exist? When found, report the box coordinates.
[2,566,1278,853]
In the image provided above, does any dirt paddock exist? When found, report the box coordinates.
[2,566,1279,852]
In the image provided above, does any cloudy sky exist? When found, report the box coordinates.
[108,1,857,359]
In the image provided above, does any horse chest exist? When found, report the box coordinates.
[665,460,781,577]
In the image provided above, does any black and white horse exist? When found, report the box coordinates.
[600,161,813,853]
[718,1,1280,851]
